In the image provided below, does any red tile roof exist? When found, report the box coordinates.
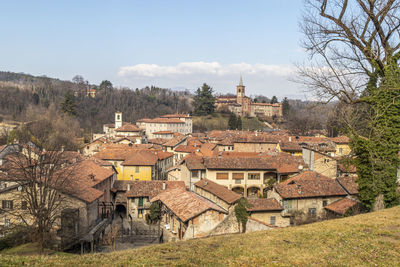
[151,187,227,222]
[160,114,191,118]
[148,118,185,124]
[175,145,198,153]
[195,179,241,204]
[121,151,158,166]
[324,198,358,215]
[275,171,347,199]
[330,136,350,144]
[125,181,185,198]
[116,123,141,132]
[246,198,283,211]
[337,176,358,195]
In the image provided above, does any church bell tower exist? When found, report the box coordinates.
[236,75,245,104]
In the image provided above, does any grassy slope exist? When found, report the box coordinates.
[193,113,266,131]
[1,207,400,266]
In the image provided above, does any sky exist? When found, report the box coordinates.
[0,0,309,99]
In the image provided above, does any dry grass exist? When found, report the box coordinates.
[1,206,400,266]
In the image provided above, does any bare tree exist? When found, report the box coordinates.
[0,144,81,253]
[297,0,400,210]
[297,0,400,104]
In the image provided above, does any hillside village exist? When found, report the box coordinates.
[0,105,370,253]
[2,1,400,265]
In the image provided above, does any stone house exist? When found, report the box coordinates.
[0,159,115,249]
[194,179,241,212]
[268,171,348,220]
[246,198,290,227]
[151,187,228,241]
[111,180,185,220]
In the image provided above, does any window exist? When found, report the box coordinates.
[283,200,292,211]
[2,200,13,210]
[232,173,244,180]
[117,115,120,120]
[308,208,317,216]
[5,218,10,228]
[135,166,140,173]
[270,216,276,225]
[339,148,343,155]
[216,173,229,180]
[113,161,118,167]
[322,200,328,207]
[191,171,199,178]
[248,173,260,180]
[21,201,27,210]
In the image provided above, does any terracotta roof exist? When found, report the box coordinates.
[155,151,174,160]
[160,114,191,118]
[324,198,358,215]
[246,198,283,211]
[331,136,350,144]
[116,123,141,132]
[148,118,185,124]
[195,179,241,204]
[338,164,357,173]
[0,145,6,151]
[199,143,216,157]
[125,181,185,198]
[203,157,275,170]
[185,157,206,170]
[251,103,281,107]
[121,151,158,166]
[136,118,152,123]
[163,136,186,147]
[147,138,168,145]
[337,176,359,195]
[279,142,303,152]
[175,145,198,153]
[275,171,347,199]
[151,188,227,222]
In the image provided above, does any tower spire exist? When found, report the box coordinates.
[239,75,243,86]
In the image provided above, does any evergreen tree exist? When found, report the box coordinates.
[60,91,77,116]
[270,96,278,104]
[99,80,113,91]
[228,113,237,130]
[282,97,290,118]
[236,116,242,130]
[234,198,252,233]
[193,83,216,116]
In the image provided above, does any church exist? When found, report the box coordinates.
[215,77,282,118]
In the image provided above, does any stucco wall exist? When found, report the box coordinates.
[234,142,278,153]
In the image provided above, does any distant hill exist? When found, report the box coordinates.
[1,205,399,266]
[0,71,192,132]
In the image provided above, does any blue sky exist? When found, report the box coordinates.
[0,0,308,99]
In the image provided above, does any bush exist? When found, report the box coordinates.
[0,226,31,251]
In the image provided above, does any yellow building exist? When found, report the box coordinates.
[331,136,351,156]
[94,146,173,181]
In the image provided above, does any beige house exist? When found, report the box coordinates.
[246,198,290,227]
[194,179,241,212]
[151,187,228,241]
[268,171,348,220]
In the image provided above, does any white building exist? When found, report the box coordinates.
[137,114,192,139]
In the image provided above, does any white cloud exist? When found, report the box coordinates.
[118,61,293,78]
[116,61,305,99]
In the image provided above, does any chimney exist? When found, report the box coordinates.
[297,184,302,194]
[162,181,166,190]
[127,184,131,191]
[204,180,208,186]
[61,145,65,152]
[289,136,292,142]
